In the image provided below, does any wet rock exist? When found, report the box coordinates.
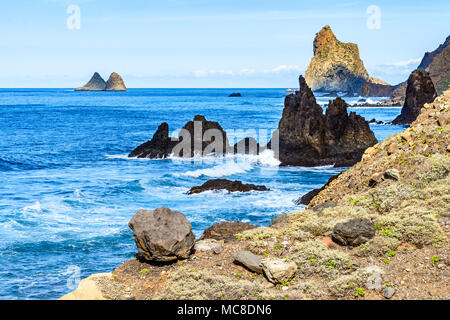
[228,93,242,97]
[75,72,107,91]
[274,76,377,167]
[261,258,297,284]
[128,207,195,262]
[188,179,268,194]
[233,137,260,155]
[392,69,437,124]
[234,250,263,273]
[332,218,375,246]
[128,122,177,158]
[199,221,256,241]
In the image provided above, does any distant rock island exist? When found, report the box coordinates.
[75,72,127,91]
[305,25,372,94]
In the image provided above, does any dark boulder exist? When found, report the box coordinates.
[392,69,437,124]
[188,179,268,194]
[128,122,177,158]
[233,137,260,155]
[129,115,230,158]
[272,76,377,167]
[229,93,242,97]
[332,218,375,247]
[128,207,195,262]
[199,221,256,241]
[234,250,263,273]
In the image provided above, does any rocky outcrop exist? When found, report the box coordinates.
[274,76,377,167]
[128,208,195,262]
[229,93,242,97]
[392,69,437,124]
[233,137,260,155]
[199,221,256,241]
[418,35,450,95]
[129,115,229,158]
[358,80,394,97]
[75,72,107,91]
[332,218,375,246]
[305,25,370,93]
[295,173,342,205]
[105,72,127,91]
[188,179,268,194]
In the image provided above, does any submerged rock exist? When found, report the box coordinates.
[228,93,242,97]
[105,72,127,91]
[128,207,195,262]
[199,221,256,241]
[274,76,377,167]
[392,69,437,124]
[188,179,268,194]
[75,72,107,91]
[233,137,260,155]
[305,25,370,93]
[332,218,375,247]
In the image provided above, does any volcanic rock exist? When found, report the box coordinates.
[129,115,230,158]
[229,93,242,97]
[199,221,256,241]
[392,69,437,124]
[105,72,127,91]
[234,250,263,274]
[295,173,342,206]
[274,75,377,167]
[75,72,107,91]
[305,25,370,93]
[332,218,375,247]
[188,179,268,194]
[128,207,195,262]
[233,137,260,155]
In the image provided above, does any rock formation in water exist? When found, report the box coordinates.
[274,76,377,167]
[392,69,437,125]
[305,25,370,93]
[129,115,229,158]
[418,35,450,95]
[188,179,269,194]
[358,77,394,97]
[105,72,127,91]
[75,72,107,91]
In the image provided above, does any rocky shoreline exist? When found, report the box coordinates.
[61,87,449,301]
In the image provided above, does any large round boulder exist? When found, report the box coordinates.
[332,218,375,246]
[128,207,195,262]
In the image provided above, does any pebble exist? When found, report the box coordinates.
[383,287,396,299]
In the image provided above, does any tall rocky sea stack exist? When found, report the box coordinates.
[276,76,377,167]
[305,25,370,93]
[105,72,127,91]
[392,69,437,125]
[75,72,107,91]
[75,72,127,91]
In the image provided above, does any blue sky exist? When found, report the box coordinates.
[0,0,449,88]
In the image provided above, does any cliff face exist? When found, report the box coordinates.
[105,72,127,91]
[277,76,377,167]
[392,69,437,125]
[420,35,450,95]
[305,25,370,93]
[75,72,107,91]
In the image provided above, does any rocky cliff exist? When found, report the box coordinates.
[305,25,370,93]
[276,76,377,167]
[105,72,127,91]
[419,35,450,95]
[75,72,107,91]
[392,69,437,125]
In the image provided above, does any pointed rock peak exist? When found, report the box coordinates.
[105,72,127,91]
[75,72,107,91]
[313,25,337,55]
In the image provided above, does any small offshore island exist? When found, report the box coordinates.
[75,72,127,91]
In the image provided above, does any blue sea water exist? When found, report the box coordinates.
[0,88,406,300]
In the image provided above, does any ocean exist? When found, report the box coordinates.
[0,88,406,299]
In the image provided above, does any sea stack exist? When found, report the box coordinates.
[75,72,107,91]
[105,72,127,91]
[392,69,437,125]
[274,75,377,167]
[305,25,370,94]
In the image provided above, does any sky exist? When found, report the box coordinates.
[0,0,449,88]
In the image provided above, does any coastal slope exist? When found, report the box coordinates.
[63,88,449,300]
